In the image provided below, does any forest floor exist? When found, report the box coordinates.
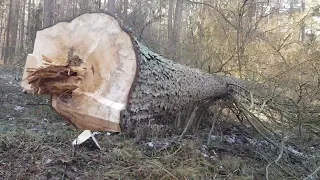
[0,65,318,180]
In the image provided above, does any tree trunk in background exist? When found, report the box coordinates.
[21,13,234,133]
[157,0,162,42]
[97,0,102,9]
[167,0,174,58]
[30,0,38,52]
[104,0,107,9]
[73,0,78,17]
[274,0,281,24]
[0,4,7,60]
[236,1,246,79]
[173,0,183,62]
[10,1,20,59]
[57,0,66,21]
[289,0,294,18]
[20,0,26,53]
[52,0,57,23]
[43,0,49,27]
[123,0,128,20]
[26,0,32,52]
[4,0,13,64]
[108,0,116,15]
[43,0,54,28]
[249,0,256,24]
[300,0,305,42]
[33,0,43,40]
[119,0,123,14]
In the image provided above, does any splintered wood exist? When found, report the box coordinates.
[25,55,85,95]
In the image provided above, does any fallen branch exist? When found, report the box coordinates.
[266,111,285,180]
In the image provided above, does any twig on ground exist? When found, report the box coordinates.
[26,103,50,106]
[152,162,178,180]
[266,112,285,180]
[167,147,182,158]
[303,166,320,180]
[179,106,198,141]
[207,105,222,145]
[235,101,307,160]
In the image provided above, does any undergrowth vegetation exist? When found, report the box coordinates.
[0,64,319,179]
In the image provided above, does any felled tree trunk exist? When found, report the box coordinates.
[21,13,232,133]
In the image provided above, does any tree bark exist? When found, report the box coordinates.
[97,0,102,9]
[289,0,294,18]
[73,0,78,17]
[118,0,123,14]
[34,0,43,37]
[20,0,26,53]
[249,0,256,24]
[103,0,107,9]
[167,0,174,57]
[43,0,54,28]
[107,0,116,15]
[173,0,183,62]
[300,0,305,42]
[123,0,128,20]
[29,0,40,51]
[4,0,13,63]
[26,0,32,52]
[57,0,66,21]
[11,1,20,58]
[0,3,7,60]
[21,13,233,133]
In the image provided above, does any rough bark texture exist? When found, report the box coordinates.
[120,42,229,131]
[21,12,233,133]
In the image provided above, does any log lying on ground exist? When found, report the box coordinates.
[21,13,233,133]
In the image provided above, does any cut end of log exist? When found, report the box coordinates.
[21,13,137,132]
